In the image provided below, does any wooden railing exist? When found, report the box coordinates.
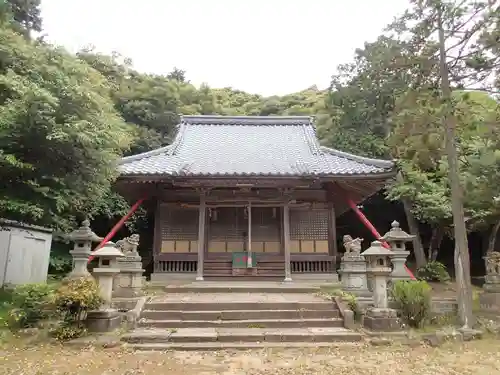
[155,260,197,273]
[291,260,333,273]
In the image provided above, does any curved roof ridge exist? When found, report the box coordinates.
[119,145,173,165]
[180,115,313,126]
[320,146,395,169]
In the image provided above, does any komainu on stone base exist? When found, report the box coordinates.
[113,234,145,298]
[339,235,371,297]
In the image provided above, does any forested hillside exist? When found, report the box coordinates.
[0,0,499,267]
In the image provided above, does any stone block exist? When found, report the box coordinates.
[363,308,401,332]
[170,328,218,342]
[86,309,122,333]
[217,328,264,342]
[479,292,500,311]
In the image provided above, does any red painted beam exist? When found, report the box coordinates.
[88,197,146,262]
[346,198,416,280]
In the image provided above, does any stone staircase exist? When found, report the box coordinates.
[121,288,363,350]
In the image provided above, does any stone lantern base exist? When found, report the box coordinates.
[363,308,401,332]
[86,309,122,333]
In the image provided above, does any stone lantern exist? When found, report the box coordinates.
[86,241,124,332]
[91,241,124,308]
[67,219,103,279]
[361,240,400,331]
[380,221,415,282]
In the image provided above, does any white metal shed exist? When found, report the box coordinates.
[0,219,53,286]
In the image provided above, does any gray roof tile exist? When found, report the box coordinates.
[119,115,394,177]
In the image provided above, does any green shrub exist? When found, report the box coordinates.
[391,280,432,328]
[416,261,451,282]
[48,256,73,278]
[7,283,55,328]
[341,292,361,321]
[54,277,103,325]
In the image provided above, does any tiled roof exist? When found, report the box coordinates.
[118,115,394,177]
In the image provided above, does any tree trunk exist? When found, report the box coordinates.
[486,219,500,255]
[396,172,426,268]
[437,7,474,328]
[428,226,444,262]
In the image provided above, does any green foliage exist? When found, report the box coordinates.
[391,280,432,328]
[53,277,103,324]
[0,28,132,232]
[48,256,72,277]
[7,283,54,328]
[417,261,451,283]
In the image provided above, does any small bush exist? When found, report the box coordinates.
[391,280,432,328]
[7,283,55,328]
[50,322,88,341]
[416,261,451,282]
[54,277,103,324]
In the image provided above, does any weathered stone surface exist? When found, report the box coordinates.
[170,328,218,342]
[458,328,483,341]
[86,310,122,333]
[369,337,393,346]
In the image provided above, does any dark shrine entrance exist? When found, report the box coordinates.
[205,205,284,277]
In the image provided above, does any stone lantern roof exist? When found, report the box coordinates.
[379,221,415,243]
[361,240,393,257]
[92,242,125,258]
[68,219,103,242]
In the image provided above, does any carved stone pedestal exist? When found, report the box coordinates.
[339,253,371,297]
[363,308,400,332]
[480,265,500,312]
[86,309,122,333]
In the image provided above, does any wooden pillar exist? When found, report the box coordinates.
[196,192,206,281]
[247,202,253,267]
[328,201,338,269]
[283,202,292,282]
[152,199,162,273]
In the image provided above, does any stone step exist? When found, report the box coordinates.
[141,309,340,321]
[145,301,337,311]
[121,327,362,345]
[138,317,344,329]
[129,341,362,351]
[161,284,324,294]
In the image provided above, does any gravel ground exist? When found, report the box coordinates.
[1,340,500,375]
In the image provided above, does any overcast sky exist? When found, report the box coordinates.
[40,0,410,96]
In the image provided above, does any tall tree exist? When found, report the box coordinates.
[0,27,132,231]
[391,0,500,327]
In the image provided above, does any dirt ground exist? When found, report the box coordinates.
[1,340,500,375]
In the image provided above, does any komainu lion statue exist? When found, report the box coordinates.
[343,234,363,254]
[115,234,140,255]
[485,252,500,275]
